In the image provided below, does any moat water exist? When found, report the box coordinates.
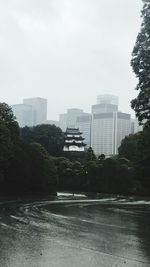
[0,193,150,267]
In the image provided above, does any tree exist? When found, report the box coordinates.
[135,126,150,189]
[131,0,150,125]
[118,133,141,161]
[5,142,57,194]
[0,103,19,145]
[21,124,64,156]
[0,103,19,183]
[0,122,13,161]
[98,154,105,161]
[85,147,96,161]
[28,143,57,192]
[130,1,150,194]
[0,103,20,193]
[0,102,15,124]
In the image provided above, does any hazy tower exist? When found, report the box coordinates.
[23,97,47,126]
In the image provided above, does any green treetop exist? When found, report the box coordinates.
[131,0,150,125]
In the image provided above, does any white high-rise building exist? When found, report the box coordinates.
[67,108,83,128]
[91,111,131,156]
[11,104,34,127]
[59,108,83,131]
[92,103,118,114]
[116,112,131,153]
[76,113,91,147]
[97,94,119,106]
[91,95,131,156]
[23,97,47,126]
[59,113,68,131]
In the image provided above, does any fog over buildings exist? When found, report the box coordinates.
[0,0,142,120]
[0,1,144,153]
[91,95,131,156]
[12,94,142,156]
[12,97,47,126]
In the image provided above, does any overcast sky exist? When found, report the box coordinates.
[0,0,143,120]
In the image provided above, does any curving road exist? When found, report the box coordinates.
[0,193,150,267]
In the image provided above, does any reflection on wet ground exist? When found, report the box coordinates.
[0,193,150,267]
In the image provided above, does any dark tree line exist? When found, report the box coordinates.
[118,0,150,195]
[0,103,57,195]
[131,0,150,126]
[118,129,150,194]
[53,153,138,195]
[20,124,64,156]
[0,101,147,196]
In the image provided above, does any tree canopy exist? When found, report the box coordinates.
[0,103,57,195]
[118,133,142,161]
[131,0,150,125]
[0,103,19,162]
[20,124,64,156]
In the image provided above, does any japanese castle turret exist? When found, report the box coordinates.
[63,128,86,153]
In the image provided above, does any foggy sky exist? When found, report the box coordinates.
[0,0,142,120]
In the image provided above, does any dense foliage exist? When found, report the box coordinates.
[0,103,57,195]
[131,0,150,126]
[55,156,138,195]
[118,133,141,161]
[0,101,148,196]
[124,0,150,194]
[0,102,141,196]
[118,126,150,194]
[20,124,64,156]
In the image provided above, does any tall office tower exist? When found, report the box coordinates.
[92,103,118,114]
[93,94,119,114]
[116,113,131,153]
[76,113,91,147]
[91,111,131,156]
[67,108,83,128]
[59,113,67,131]
[59,109,84,131]
[23,97,47,126]
[91,95,131,156]
[11,104,34,127]
[97,94,119,106]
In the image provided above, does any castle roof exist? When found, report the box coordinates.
[65,128,82,135]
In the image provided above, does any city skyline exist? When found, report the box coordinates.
[0,0,142,120]
[11,94,141,156]
[11,94,136,124]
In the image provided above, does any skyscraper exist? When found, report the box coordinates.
[59,108,84,131]
[23,97,47,126]
[11,104,34,127]
[67,108,83,128]
[92,103,118,114]
[76,113,91,147]
[91,95,131,156]
[97,94,119,106]
[59,113,68,131]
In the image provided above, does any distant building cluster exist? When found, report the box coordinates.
[12,94,143,156]
[12,97,47,127]
[59,95,143,156]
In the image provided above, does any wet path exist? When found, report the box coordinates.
[0,193,150,266]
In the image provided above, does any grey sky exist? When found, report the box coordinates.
[0,0,142,120]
